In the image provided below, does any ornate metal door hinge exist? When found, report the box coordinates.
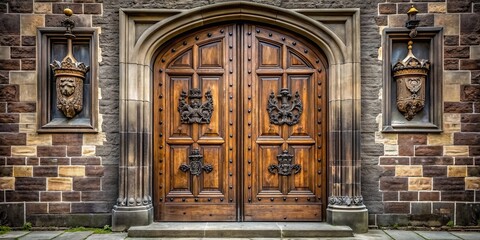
[268,150,301,176]
[267,88,303,126]
[178,88,214,124]
[179,149,213,176]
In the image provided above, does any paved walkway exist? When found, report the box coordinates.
[1,229,480,239]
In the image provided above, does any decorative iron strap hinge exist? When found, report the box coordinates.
[178,88,214,124]
[268,150,301,176]
[179,149,213,176]
[267,88,303,125]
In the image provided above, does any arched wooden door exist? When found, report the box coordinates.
[153,23,327,221]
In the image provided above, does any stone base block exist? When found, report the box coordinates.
[327,205,368,233]
[112,204,153,232]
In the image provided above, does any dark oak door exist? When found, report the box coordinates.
[154,23,327,221]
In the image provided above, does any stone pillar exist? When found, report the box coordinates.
[326,62,368,233]
[112,63,153,231]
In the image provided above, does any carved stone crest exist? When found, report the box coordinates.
[178,88,214,124]
[392,41,430,121]
[328,196,364,206]
[268,150,301,176]
[179,148,213,176]
[267,88,303,125]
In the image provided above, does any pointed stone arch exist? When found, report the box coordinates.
[114,1,366,232]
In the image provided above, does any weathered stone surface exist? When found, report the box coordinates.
[419,192,439,201]
[398,134,427,156]
[22,36,36,46]
[0,35,20,46]
[40,157,69,165]
[15,177,46,191]
[59,166,85,177]
[447,0,472,13]
[27,133,52,146]
[11,46,35,58]
[415,146,443,156]
[0,85,19,102]
[71,202,113,213]
[468,166,480,176]
[380,177,408,191]
[71,157,101,165]
[49,202,71,214]
[40,191,61,202]
[423,166,447,177]
[33,166,58,177]
[442,190,474,201]
[45,14,91,27]
[444,35,459,46]
[461,85,480,102]
[20,15,44,36]
[433,177,465,191]
[21,59,36,70]
[383,191,398,201]
[455,203,480,226]
[396,165,422,177]
[13,166,32,177]
[398,3,427,15]
[8,0,33,13]
[379,3,396,14]
[377,214,409,227]
[454,133,480,145]
[34,2,52,14]
[428,2,446,13]
[0,59,20,70]
[461,59,480,70]
[0,177,15,190]
[11,146,36,156]
[427,133,452,145]
[0,203,24,227]
[7,102,35,113]
[73,177,101,191]
[84,3,103,14]
[6,190,39,201]
[444,145,469,156]
[411,202,431,215]
[465,177,480,190]
[444,59,459,70]
[409,177,432,191]
[47,177,72,191]
[445,46,469,58]
[384,202,410,214]
[26,202,48,214]
[37,146,66,157]
[379,157,409,165]
[447,165,467,177]
[62,191,80,201]
[461,34,480,45]
[52,3,83,14]
[0,133,26,145]
[399,191,418,201]
[0,13,20,35]
[445,102,473,113]
[52,133,83,146]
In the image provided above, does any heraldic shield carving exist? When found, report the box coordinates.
[268,150,301,176]
[50,9,90,119]
[179,149,213,176]
[392,41,430,121]
[267,88,303,126]
[178,88,214,124]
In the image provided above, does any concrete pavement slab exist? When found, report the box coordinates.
[0,231,29,239]
[384,230,424,240]
[450,232,480,240]
[86,233,128,240]
[54,231,94,240]
[18,231,63,240]
[415,231,460,240]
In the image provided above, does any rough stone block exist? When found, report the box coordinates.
[7,157,25,165]
[468,166,480,176]
[419,192,439,201]
[380,177,408,191]
[82,146,96,156]
[0,166,12,176]
[461,34,480,45]
[37,146,66,157]
[445,102,473,113]
[19,84,36,102]
[47,177,72,191]
[71,157,101,165]
[408,177,432,191]
[455,203,480,226]
[11,146,36,156]
[40,191,61,202]
[377,214,409,227]
[409,156,451,165]
[461,59,480,70]
[10,46,35,58]
[444,59,459,70]
[0,46,10,59]
[396,165,422,177]
[0,14,20,35]
[0,36,20,46]
[444,146,469,156]
[433,177,465,191]
[384,202,410,214]
[454,133,480,145]
[84,3,102,14]
[40,157,69,165]
[447,165,467,177]
[34,2,52,14]
[62,191,80,201]
[73,177,101,191]
[0,203,24,227]
[427,133,452,145]
[442,190,474,201]
[7,102,35,113]
[0,84,19,102]
[71,202,112,213]
[0,59,20,70]
[465,177,480,190]
[67,146,82,157]
[6,190,39,201]
[383,191,398,201]
[33,166,57,177]
[461,85,480,102]
[15,177,45,191]
[434,14,459,35]
[379,157,409,165]
[415,146,443,156]
[45,14,91,28]
[10,71,35,85]
[448,0,472,13]
[379,3,396,14]
[399,191,418,201]
[52,133,83,146]
[83,133,106,146]
[428,2,446,13]
[412,202,432,215]
[20,15,44,36]
[26,202,48,214]
[27,133,52,146]
[22,60,36,70]
[13,166,32,177]
[59,166,85,177]
[0,177,15,190]
[49,202,70,214]
[0,133,26,145]
[444,35,459,46]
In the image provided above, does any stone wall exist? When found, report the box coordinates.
[0,0,478,229]
[374,0,480,227]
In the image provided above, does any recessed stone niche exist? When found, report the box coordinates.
[382,27,443,133]
[37,28,98,132]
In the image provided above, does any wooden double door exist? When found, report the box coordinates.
[153,23,327,221]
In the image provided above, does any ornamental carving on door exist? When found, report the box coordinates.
[178,88,214,124]
[179,149,213,176]
[267,88,303,125]
[268,150,301,176]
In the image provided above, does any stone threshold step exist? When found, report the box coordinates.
[128,222,353,238]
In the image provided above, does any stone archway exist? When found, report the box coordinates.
[113,1,366,233]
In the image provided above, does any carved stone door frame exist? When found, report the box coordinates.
[114,1,367,233]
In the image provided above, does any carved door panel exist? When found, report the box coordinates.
[242,24,327,221]
[154,24,238,221]
[154,23,327,221]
